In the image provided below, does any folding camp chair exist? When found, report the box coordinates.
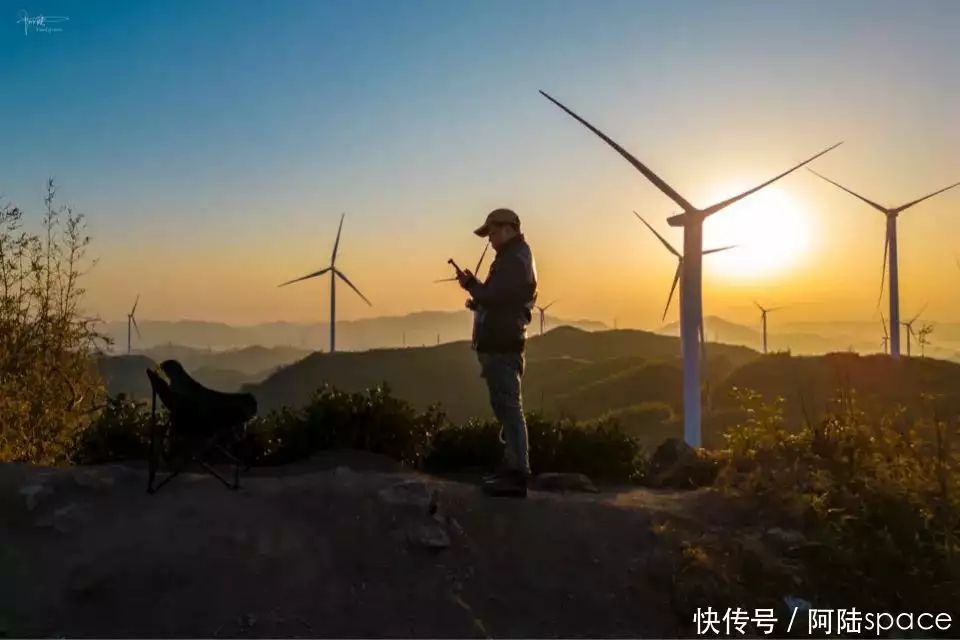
[146,361,257,494]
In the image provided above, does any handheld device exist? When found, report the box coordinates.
[447,258,465,278]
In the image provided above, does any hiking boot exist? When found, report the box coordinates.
[482,470,528,498]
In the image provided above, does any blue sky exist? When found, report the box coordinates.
[3,1,958,324]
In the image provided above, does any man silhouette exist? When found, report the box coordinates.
[458,208,538,497]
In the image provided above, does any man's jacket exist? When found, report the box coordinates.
[466,234,538,353]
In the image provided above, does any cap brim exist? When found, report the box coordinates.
[473,224,490,237]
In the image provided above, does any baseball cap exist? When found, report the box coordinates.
[474,208,521,237]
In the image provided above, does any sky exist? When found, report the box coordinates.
[3,0,959,329]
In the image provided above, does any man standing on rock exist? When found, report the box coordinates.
[458,208,538,497]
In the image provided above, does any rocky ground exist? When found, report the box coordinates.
[1,453,768,638]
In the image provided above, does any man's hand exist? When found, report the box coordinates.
[457,268,477,290]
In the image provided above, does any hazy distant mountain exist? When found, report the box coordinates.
[95,345,310,398]
[96,355,157,400]
[102,310,607,352]
[655,315,951,357]
[140,344,311,376]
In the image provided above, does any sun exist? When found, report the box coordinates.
[701,186,812,279]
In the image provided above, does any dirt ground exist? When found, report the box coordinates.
[1,454,721,638]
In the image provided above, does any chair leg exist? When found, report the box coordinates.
[199,459,236,489]
[147,391,158,494]
[233,448,241,490]
[149,426,248,494]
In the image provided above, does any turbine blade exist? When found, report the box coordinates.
[880,313,889,339]
[331,213,345,265]
[807,169,888,214]
[633,211,681,257]
[540,91,696,212]
[910,302,928,324]
[877,231,889,308]
[132,316,141,339]
[278,266,331,287]
[702,245,736,255]
[542,299,558,311]
[895,180,960,213]
[335,269,372,306]
[701,143,843,217]
[433,277,457,283]
[131,294,139,315]
[663,263,681,321]
[754,300,764,312]
[475,242,490,274]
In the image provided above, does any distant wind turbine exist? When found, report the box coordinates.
[279,213,371,354]
[126,295,141,354]
[540,88,841,446]
[754,302,783,355]
[900,303,927,357]
[434,241,490,283]
[535,299,558,335]
[880,313,889,354]
[809,170,960,360]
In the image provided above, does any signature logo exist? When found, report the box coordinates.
[17,10,69,35]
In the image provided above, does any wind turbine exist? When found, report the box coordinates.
[808,170,960,360]
[635,213,733,418]
[535,299,558,335]
[900,303,927,357]
[541,89,841,446]
[880,313,889,354]
[754,302,783,355]
[434,242,490,283]
[126,295,141,354]
[633,213,733,330]
[279,213,371,354]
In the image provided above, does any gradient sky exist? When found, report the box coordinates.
[4,0,959,329]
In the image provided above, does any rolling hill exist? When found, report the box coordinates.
[95,355,158,400]
[247,327,759,426]
[708,351,960,438]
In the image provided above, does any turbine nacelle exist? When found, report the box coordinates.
[667,210,705,227]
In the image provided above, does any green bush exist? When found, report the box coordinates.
[247,384,443,468]
[426,418,502,472]
[717,387,960,612]
[426,411,644,482]
[73,394,153,464]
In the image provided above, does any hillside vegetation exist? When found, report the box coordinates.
[247,327,759,426]
[708,352,960,445]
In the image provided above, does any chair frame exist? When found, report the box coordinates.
[146,368,251,494]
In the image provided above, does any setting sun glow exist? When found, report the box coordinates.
[703,187,813,280]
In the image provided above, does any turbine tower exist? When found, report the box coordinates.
[535,299,557,335]
[126,294,141,354]
[279,213,371,353]
[809,170,960,359]
[754,302,782,355]
[634,213,733,332]
[541,89,840,446]
[900,303,927,357]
